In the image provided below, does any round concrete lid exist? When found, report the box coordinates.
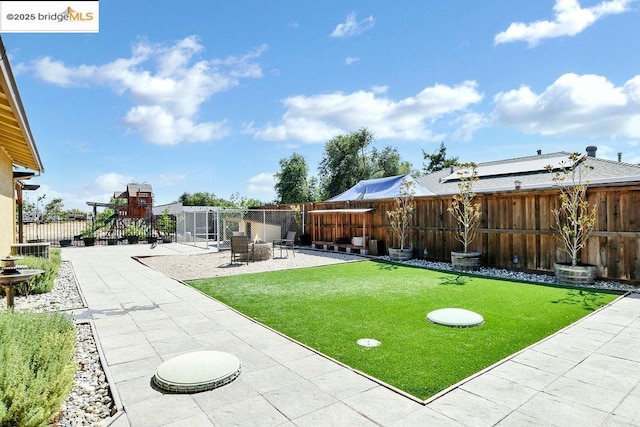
[427,308,484,328]
[153,351,241,393]
[357,338,381,348]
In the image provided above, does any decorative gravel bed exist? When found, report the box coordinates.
[1,261,116,426]
[387,257,638,292]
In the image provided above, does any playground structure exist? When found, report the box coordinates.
[85,183,169,243]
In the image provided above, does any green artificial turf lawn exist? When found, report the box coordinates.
[188,261,621,400]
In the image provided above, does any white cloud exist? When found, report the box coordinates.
[95,173,135,192]
[331,12,375,38]
[245,172,276,200]
[158,173,187,187]
[493,73,640,138]
[253,81,483,143]
[494,0,632,46]
[344,57,360,65]
[123,105,229,145]
[451,113,488,141]
[25,36,266,145]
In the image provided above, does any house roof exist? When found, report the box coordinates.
[127,183,153,195]
[325,174,435,202]
[0,37,43,172]
[418,151,640,195]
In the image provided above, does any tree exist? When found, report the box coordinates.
[308,176,322,202]
[42,198,65,222]
[178,192,231,207]
[387,178,415,250]
[319,128,375,199]
[423,142,458,174]
[274,153,310,204]
[448,162,481,253]
[371,146,412,178]
[547,153,598,267]
[228,193,262,209]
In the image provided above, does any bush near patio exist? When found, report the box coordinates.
[5,249,62,297]
[188,261,621,400]
[0,311,76,426]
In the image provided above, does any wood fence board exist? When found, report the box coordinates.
[304,185,640,282]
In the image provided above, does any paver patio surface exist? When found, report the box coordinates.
[63,244,640,426]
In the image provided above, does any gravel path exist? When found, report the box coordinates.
[137,247,365,281]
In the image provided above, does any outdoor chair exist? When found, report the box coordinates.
[231,235,250,265]
[273,231,296,258]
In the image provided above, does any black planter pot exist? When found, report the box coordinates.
[107,238,118,246]
[59,239,72,247]
[299,233,312,246]
[83,237,96,247]
[126,236,139,245]
[148,237,158,244]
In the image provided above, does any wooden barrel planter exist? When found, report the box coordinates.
[388,247,413,261]
[554,263,597,286]
[451,252,481,271]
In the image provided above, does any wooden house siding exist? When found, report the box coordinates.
[303,184,640,283]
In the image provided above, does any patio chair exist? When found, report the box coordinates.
[273,231,296,258]
[231,235,250,265]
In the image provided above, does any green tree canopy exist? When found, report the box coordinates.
[178,192,262,208]
[42,197,65,222]
[371,146,413,178]
[178,192,232,207]
[423,142,458,174]
[274,153,310,204]
[318,128,415,199]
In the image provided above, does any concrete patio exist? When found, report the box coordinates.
[64,244,640,426]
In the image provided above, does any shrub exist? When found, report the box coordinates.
[16,249,62,296]
[124,224,147,238]
[0,312,76,426]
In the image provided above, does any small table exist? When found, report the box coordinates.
[248,241,271,262]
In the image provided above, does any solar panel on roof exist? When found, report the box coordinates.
[441,155,575,181]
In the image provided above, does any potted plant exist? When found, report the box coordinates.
[448,162,482,270]
[80,227,96,247]
[157,208,175,243]
[124,224,145,244]
[547,153,598,285]
[387,177,415,261]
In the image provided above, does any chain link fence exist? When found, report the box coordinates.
[177,208,301,250]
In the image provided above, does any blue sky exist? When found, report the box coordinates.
[5,0,640,210]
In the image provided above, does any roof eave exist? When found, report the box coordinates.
[0,36,43,173]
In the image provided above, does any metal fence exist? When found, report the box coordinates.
[15,214,177,247]
[177,207,300,250]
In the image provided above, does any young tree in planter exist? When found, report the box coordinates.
[547,153,598,268]
[449,163,481,252]
[386,178,415,260]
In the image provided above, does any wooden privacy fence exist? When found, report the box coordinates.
[303,184,640,282]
